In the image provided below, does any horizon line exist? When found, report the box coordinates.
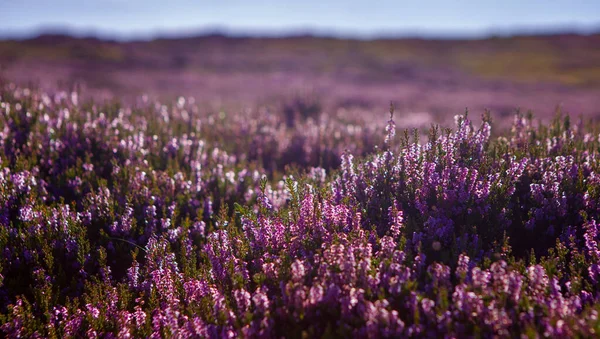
[2,23,600,42]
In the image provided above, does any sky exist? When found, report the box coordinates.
[1,0,599,40]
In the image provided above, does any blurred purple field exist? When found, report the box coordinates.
[2,33,600,129]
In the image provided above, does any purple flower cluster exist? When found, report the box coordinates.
[2,83,600,337]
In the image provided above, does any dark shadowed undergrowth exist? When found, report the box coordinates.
[1,82,600,338]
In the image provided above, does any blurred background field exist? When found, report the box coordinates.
[2,33,600,130]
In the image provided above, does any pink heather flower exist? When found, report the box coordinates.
[86,304,100,318]
[252,287,270,314]
[421,298,435,317]
[379,236,396,255]
[527,265,549,296]
[191,221,206,235]
[385,117,396,145]
[309,283,324,305]
[234,289,252,314]
[86,329,98,339]
[456,254,470,280]
[18,205,38,222]
[133,306,147,327]
[388,202,404,238]
[290,259,306,283]
[127,260,140,289]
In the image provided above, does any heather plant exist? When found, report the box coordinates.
[2,82,600,338]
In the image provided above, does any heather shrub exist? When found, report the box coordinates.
[1,83,600,338]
